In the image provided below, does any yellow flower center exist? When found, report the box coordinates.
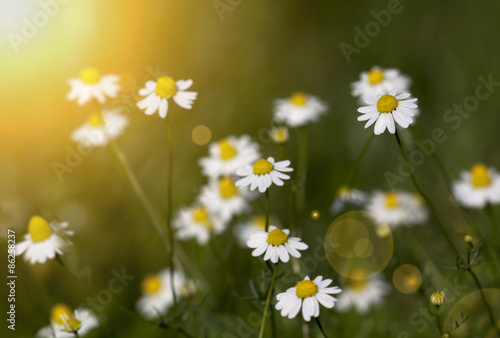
[254,215,266,230]
[141,274,162,295]
[253,159,273,175]
[290,92,307,106]
[271,127,289,144]
[471,163,491,187]
[368,69,384,85]
[266,228,287,246]
[377,94,398,113]
[295,280,318,298]
[155,76,178,98]
[347,269,367,291]
[51,304,73,325]
[80,67,100,84]
[385,192,399,208]
[337,185,350,197]
[63,317,82,332]
[430,292,444,306]
[192,207,213,230]
[28,216,53,242]
[219,177,238,198]
[88,112,104,127]
[219,139,237,160]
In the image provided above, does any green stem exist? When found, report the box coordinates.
[347,133,374,187]
[165,116,177,307]
[258,264,278,338]
[394,131,461,259]
[467,269,500,334]
[314,317,329,338]
[108,138,170,252]
[265,190,270,232]
[297,126,308,211]
[395,130,500,335]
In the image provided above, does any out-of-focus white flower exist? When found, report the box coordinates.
[330,185,368,215]
[198,176,255,222]
[273,92,328,128]
[70,109,129,147]
[336,270,390,314]
[67,68,120,106]
[16,216,73,264]
[136,268,184,320]
[198,135,261,179]
[173,206,228,246]
[36,304,99,337]
[351,66,411,102]
[366,190,428,228]
[452,163,500,209]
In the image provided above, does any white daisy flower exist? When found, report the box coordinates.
[366,191,409,228]
[16,216,73,264]
[198,135,261,179]
[235,157,293,193]
[36,304,99,337]
[137,77,197,118]
[247,225,307,263]
[273,92,328,128]
[70,109,129,148]
[173,206,228,246]
[329,185,368,215]
[66,68,120,106]
[198,176,255,222]
[136,268,184,320]
[233,215,279,248]
[452,163,500,209]
[357,88,418,135]
[336,270,390,314]
[275,276,341,321]
[351,66,411,102]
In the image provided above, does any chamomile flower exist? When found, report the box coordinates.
[67,67,120,106]
[329,185,368,215]
[235,157,293,193]
[336,270,390,314]
[173,206,228,245]
[367,190,426,228]
[70,109,129,148]
[198,176,255,222]
[430,291,445,307]
[357,88,418,135]
[269,126,289,144]
[137,77,197,118]
[233,215,278,247]
[136,268,184,320]
[16,216,73,264]
[351,66,411,102]
[273,92,328,127]
[452,163,500,209]
[36,304,99,337]
[247,225,307,263]
[198,135,261,179]
[275,276,341,321]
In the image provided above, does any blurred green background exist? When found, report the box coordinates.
[1,0,500,337]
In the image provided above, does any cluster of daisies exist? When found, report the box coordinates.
[16,63,500,336]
